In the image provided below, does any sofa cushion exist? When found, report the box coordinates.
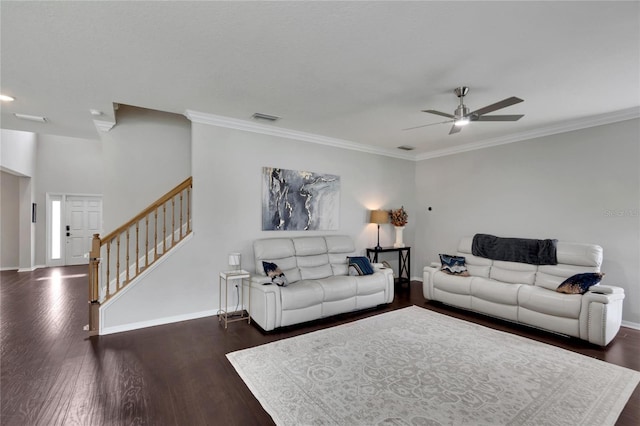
[326,236,355,275]
[556,272,604,294]
[253,238,302,282]
[471,277,521,305]
[325,235,355,253]
[555,242,602,267]
[254,237,295,258]
[297,253,330,268]
[317,275,357,302]
[456,240,492,278]
[489,261,537,285]
[355,272,388,296]
[299,263,333,280]
[280,280,325,310]
[295,239,332,280]
[330,261,349,276]
[293,237,327,256]
[518,285,582,319]
[439,254,470,276]
[254,238,295,270]
[433,272,472,295]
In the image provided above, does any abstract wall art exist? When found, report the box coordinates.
[262,167,340,231]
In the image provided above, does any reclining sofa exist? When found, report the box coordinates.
[248,235,394,331]
[423,236,625,346]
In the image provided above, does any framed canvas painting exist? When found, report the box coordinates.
[262,167,340,231]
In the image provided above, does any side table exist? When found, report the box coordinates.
[218,270,251,328]
[366,246,411,284]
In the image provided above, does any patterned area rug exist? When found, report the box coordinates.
[227,306,639,426]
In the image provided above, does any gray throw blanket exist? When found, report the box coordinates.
[472,234,558,265]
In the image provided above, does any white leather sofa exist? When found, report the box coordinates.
[423,237,625,346]
[248,235,394,331]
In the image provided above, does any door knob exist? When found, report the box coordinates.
[66,232,71,237]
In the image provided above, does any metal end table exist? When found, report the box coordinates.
[218,270,251,328]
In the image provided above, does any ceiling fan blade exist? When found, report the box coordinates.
[470,96,523,116]
[448,124,462,135]
[474,114,524,122]
[422,109,456,119]
[403,119,454,131]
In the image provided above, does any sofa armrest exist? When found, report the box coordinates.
[250,275,272,286]
[372,267,395,303]
[423,266,439,300]
[580,286,625,346]
[246,276,282,331]
[587,285,624,295]
[584,285,625,304]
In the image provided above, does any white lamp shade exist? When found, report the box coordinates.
[228,253,241,267]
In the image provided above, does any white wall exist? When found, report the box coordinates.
[1,130,105,268]
[101,121,415,332]
[414,118,640,326]
[100,105,191,234]
[0,129,37,270]
[34,134,104,265]
[0,129,37,177]
[1,171,20,269]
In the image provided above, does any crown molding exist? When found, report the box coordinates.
[184,107,639,162]
[415,107,640,161]
[184,109,415,160]
[93,119,116,132]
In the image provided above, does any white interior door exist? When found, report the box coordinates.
[65,196,102,265]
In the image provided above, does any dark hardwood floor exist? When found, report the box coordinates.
[1,265,638,425]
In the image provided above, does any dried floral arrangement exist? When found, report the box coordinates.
[389,206,408,227]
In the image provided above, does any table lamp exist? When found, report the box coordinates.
[228,252,241,271]
[369,210,389,250]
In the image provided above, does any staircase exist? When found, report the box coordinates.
[88,177,192,334]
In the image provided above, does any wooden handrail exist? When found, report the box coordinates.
[88,177,193,333]
[101,177,192,244]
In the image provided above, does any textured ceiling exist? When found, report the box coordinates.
[1,1,639,159]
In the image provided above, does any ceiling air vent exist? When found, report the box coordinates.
[251,112,280,123]
[397,145,415,151]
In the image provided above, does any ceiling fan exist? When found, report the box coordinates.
[406,86,524,135]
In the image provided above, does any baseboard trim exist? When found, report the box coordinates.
[622,320,640,331]
[100,309,217,335]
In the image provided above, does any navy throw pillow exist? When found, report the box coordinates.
[556,272,604,294]
[348,256,374,276]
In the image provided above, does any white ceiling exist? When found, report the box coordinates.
[1,1,639,159]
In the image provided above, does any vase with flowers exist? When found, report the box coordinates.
[389,206,408,248]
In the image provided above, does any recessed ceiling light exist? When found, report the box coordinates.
[0,94,15,102]
[14,113,47,123]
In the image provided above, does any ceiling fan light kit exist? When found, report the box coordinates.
[454,117,470,127]
[408,86,524,135]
